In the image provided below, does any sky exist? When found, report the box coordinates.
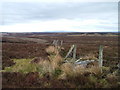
[0,0,119,32]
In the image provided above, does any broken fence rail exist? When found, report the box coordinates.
[64,45,104,68]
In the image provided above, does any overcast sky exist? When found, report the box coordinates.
[0,0,118,32]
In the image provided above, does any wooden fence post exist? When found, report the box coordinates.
[65,45,75,59]
[99,45,103,72]
[60,40,63,46]
[55,40,58,46]
[118,63,120,73]
[73,45,76,61]
[52,40,55,45]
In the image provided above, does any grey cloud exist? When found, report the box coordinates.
[1,2,118,25]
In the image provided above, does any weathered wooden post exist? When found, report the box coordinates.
[60,40,63,46]
[55,40,58,46]
[118,63,120,70]
[64,45,75,60]
[52,40,55,45]
[117,63,120,74]
[73,45,77,61]
[99,45,103,72]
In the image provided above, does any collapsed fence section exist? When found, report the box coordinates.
[63,44,104,72]
[51,40,119,74]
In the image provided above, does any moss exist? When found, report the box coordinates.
[4,59,40,74]
[4,67,12,72]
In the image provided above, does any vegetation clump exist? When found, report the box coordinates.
[2,46,120,88]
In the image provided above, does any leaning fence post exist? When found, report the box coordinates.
[52,40,55,45]
[65,45,75,60]
[99,45,103,72]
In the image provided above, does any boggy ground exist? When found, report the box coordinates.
[2,33,119,88]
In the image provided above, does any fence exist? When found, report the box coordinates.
[52,40,120,73]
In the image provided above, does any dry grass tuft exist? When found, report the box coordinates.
[59,63,101,80]
[74,65,87,75]
[51,55,63,70]
[87,66,101,75]
[46,46,58,55]
[38,60,52,74]
[80,53,97,60]
[59,63,74,79]
[61,63,74,75]
[38,46,63,77]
